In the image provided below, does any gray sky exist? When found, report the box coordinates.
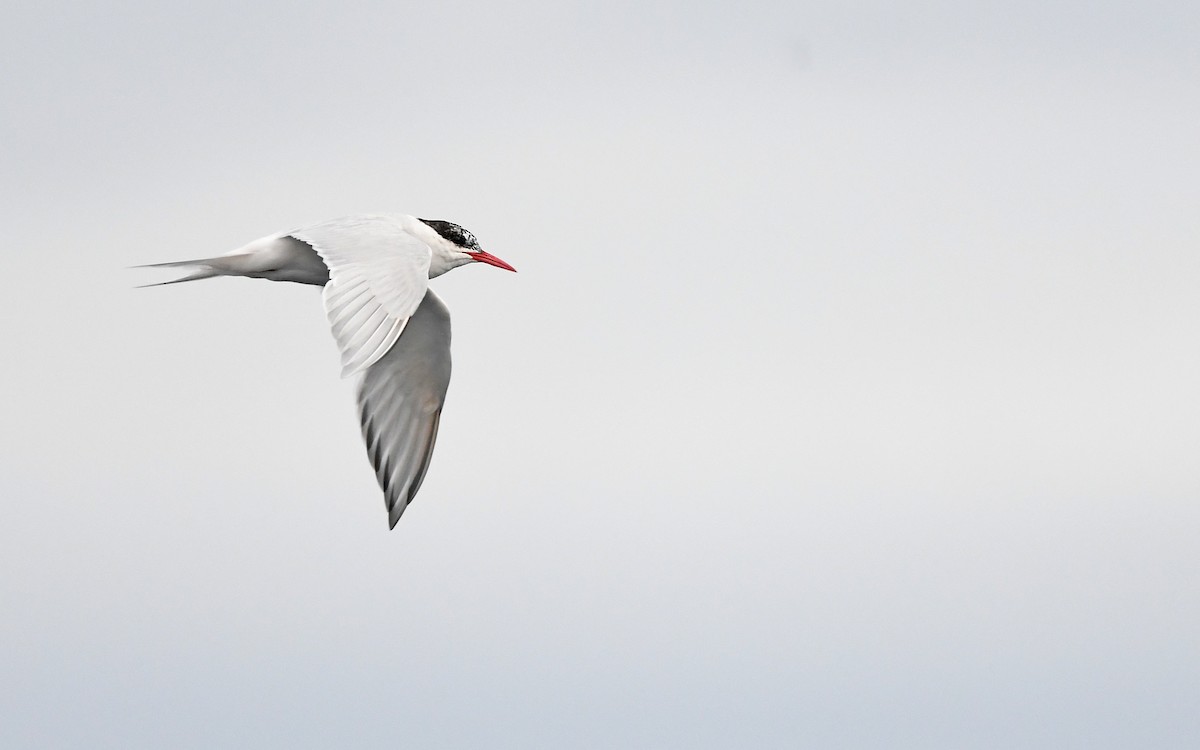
[2,1,1198,747]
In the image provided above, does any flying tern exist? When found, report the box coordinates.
[141,214,516,528]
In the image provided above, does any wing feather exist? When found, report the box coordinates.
[290,214,431,377]
[356,289,453,528]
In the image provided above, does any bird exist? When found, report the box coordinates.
[139,213,516,528]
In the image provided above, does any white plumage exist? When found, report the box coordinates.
[294,216,433,377]
[140,213,516,528]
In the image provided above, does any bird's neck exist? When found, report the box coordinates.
[428,252,471,279]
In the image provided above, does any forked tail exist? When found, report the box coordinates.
[132,255,247,287]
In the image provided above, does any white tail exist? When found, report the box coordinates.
[132,255,255,287]
[135,235,331,288]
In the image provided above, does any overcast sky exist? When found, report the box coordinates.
[2,1,1198,747]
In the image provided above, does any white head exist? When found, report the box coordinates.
[407,216,517,278]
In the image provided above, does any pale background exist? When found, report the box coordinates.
[2,1,1198,747]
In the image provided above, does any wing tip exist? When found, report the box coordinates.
[388,502,406,529]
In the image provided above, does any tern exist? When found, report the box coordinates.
[141,214,516,528]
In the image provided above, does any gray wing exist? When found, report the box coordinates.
[356,289,452,528]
